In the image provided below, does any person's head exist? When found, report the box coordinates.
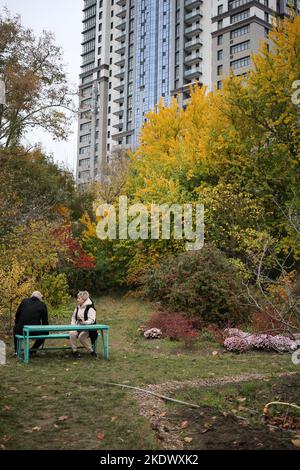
[77,291,90,306]
[31,291,43,301]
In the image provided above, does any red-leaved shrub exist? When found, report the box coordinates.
[146,310,199,348]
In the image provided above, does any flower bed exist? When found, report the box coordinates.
[224,329,299,353]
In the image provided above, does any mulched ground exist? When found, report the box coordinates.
[170,405,297,450]
[134,372,300,450]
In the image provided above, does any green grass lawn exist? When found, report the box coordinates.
[0,293,299,450]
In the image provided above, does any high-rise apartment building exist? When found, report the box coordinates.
[76,0,299,183]
[212,0,300,90]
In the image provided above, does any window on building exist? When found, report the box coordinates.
[230,9,250,24]
[230,40,250,54]
[230,56,250,70]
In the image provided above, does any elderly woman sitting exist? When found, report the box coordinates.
[70,291,97,358]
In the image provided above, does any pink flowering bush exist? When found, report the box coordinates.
[246,334,274,350]
[270,335,298,352]
[144,328,162,339]
[224,336,250,353]
[224,330,298,353]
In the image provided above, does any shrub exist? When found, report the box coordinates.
[224,336,250,353]
[204,324,226,345]
[39,273,70,308]
[62,267,105,296]
[223,329,298,353]
[146,310,199,347]
[142,245,247,326]
[144,328,162,339]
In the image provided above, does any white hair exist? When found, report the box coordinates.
[77,291,90,301]
[31,291,43,301]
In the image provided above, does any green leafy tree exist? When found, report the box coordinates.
[0,10,75,147]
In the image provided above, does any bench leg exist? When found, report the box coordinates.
[100,331,105,358]
[105,329,109,360]
[24,333,30,365]
[93,336,98,354]
[17,337,22,361]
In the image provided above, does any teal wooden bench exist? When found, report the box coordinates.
[16,324,110,364]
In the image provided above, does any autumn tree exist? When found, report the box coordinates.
[0,146,94,238]
[0,10,75,148]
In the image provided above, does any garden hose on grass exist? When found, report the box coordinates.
[263,401,300,416]
[102,382,201,409]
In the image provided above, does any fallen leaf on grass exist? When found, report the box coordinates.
[3,406,12,411]
[32,427,41,432]
[111,416,118,422]
[237,397,247,403]
[212,351,219,356]
[58,416,69,422]
[184,437,193,443]
[292,439,300,448]
[180,421,189,429]
[201,428,210,434]
[96,431,105,441]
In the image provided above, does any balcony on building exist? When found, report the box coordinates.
[185,0,203,11]
[185,8,203,24]
[184,50,203,65]
[185,23,203,37]
[115,68,125,79]
[184,37,203,51]
[116,0,126,6]
[114,94,125,104]
[115,56,126,67]
[116,7,127,19]
[113,121,124,130]
[116,19,126,31]
[116,43,126,55]
[113,107,124,117]
[184,64,202,79]
[116,30,126,42]
[114,82,125,92]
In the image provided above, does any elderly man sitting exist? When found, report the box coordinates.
[70,291,97,358]
[13,291,49,355]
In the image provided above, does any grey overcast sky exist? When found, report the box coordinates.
[0,0,83,172]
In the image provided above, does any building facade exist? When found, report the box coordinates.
[211,0,300,91]
[76,0,299,183]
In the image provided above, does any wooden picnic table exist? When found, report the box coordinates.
[16,324,110,364]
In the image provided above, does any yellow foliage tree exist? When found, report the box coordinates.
[0,259,35,330]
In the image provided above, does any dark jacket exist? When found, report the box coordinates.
[15,297,49,330]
